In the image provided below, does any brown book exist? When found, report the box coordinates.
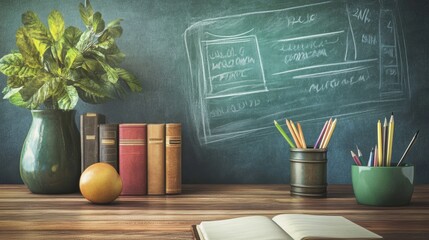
[165,123,182,194]
[147,124,165,195]
[99,124,119,172]
[119,124,147,195]
[80,113,105,173]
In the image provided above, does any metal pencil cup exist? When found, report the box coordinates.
[290,148,327,197]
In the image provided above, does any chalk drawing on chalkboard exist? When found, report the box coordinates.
[202,35,268,99]
[184,0,409,144]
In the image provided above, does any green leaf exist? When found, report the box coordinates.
[97,36,114,50]
[58,85,78,110]
[3,87,23,99]
[7,76,27,88]
[98,60,118,83]
[106,19,123,37]
[0,53,40,78]
[63,26,82,47]
[99,18,123,42]
[43,53,61,76]
[2,86,9,95]
[74,78,117,103]
[106,51,125,66]
[91,12,105,34]
[7,91,34,109]
[15,27,41,68]
[48,10,65,41]
[32,38,49,57]
[87,49,105,60]
[99,44,125,65]
[27,77,62,108]
[79,0,94,27]
[65,48,83,70]
[82,58,99,72]
[21,11,50,42]
[116,68,142,92]
[76,30,93,51]
[50,40,64,64]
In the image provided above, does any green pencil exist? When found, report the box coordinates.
[274,120,296,148]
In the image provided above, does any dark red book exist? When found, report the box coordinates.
[119,124,147,195]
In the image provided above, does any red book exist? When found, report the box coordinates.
[119,124,147,195]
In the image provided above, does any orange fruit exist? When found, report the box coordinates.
[79,163,122,204]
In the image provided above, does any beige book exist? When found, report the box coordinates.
[147,124,165,195]
[193,214,382,240]
[165,123,182,194]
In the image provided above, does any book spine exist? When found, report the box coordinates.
[147,124,166,195]
[80,113,105,173]
[119,124,147,195]
[165,123,182,194]
[99,124,119,172]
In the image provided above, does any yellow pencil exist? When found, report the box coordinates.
[320,118,332,149]
[290,120,303,148]
[297,123,307,149]
[387,113,394,166]
[377,120,383,167]
[322,118,337,148]
[286,120,302,148]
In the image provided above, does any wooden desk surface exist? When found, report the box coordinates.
[1,184,428,239]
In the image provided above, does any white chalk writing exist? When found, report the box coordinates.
[210,99,261,118]
[287,13,317,27]
[308,74,368,93]
[284,48,327,65]
[362,34,377,45]
[352,8,371,23]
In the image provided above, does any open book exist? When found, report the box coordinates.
[192,214,382,240]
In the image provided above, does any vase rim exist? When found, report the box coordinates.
[31,109,75,113]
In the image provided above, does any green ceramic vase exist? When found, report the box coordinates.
[20,110,81,194]
[351,164,414,206]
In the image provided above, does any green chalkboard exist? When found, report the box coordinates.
[185,0,409,144]
[1,0,428,184]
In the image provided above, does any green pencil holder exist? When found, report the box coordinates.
[351,164,414,206]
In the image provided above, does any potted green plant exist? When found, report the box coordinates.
[0,0,141,194]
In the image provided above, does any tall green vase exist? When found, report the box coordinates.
[20,110,81,194]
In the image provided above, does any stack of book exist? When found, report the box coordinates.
[80,113,182,196]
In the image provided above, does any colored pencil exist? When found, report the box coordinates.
[320,118,332,149]
[286,119,302,148]
[351,151,362,166]
[274,120,296,148]
[314,120,328,149]
[377,120,383,167]
[321,118,337,149]
[382,117,388,166]
[297,123,307,149]
[386,113,394,166]
[367,148,374,167]
[356,145,364,166]
[374,145,378,167]
[290,120,303,148]
[397,130,419,166]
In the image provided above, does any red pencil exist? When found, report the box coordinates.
[351,151,362,166]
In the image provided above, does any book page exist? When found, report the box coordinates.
[272,214,382,240]
[199,216,293,240]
